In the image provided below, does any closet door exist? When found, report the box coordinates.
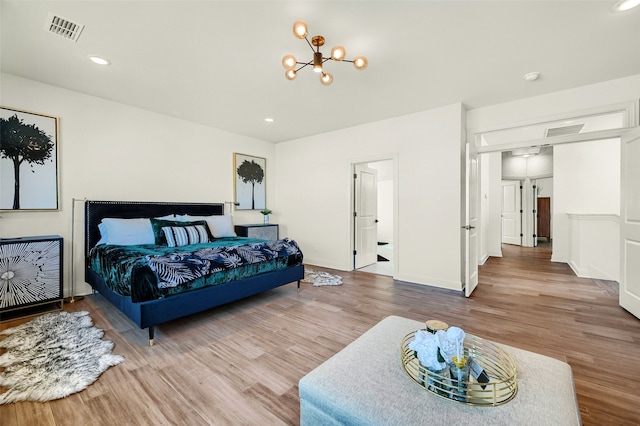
[501,180,522,245]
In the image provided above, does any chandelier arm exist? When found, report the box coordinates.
[304,36,316,53]
[295,62,313,72]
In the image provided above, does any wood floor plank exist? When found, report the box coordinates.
[1,242,639,424]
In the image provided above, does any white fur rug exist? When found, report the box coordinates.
[303,268,343,286]
[0,310,124,404]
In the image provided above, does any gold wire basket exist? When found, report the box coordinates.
[401,331,518,406]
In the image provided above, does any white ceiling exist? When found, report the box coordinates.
[1,1,639,143]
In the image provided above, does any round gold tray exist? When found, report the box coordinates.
[401,330,518,406]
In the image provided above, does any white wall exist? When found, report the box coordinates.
[0,73,277,296]
[275,103,465,290]
[501,155,527,179]
[502,152,552,180]
[537,177,553,198]
[552,138,620,263]
[486,152,503,258]
[527,153,553,178]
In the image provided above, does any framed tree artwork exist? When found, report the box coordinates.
[0,106,59,211]
[234,153,266,210]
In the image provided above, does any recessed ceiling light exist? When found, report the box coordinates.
[264,118,275,123]
[612,0,640,12]
[88,55,110,65]
[523,72,540,82]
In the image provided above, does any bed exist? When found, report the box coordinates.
[84,200,304,345]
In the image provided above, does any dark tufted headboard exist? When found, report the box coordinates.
[84,200,224,257]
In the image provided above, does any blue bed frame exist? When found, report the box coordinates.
[84,200,304,345]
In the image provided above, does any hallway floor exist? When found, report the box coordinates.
[358,243,393,276]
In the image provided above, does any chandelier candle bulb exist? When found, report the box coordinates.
[331,45,346,61]
[285,69,296,80]
[353,56,368,70]
[293,20,308,39]
[282,55,297,70]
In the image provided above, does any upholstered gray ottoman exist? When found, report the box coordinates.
[299,315,581,425]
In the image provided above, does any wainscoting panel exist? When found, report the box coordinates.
[567,214,619,281]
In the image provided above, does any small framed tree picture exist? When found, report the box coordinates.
[0,106,59,211]
[234,153,266,210]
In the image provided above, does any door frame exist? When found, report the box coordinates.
[349,154,399,276]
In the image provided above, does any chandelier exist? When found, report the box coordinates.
[281,20,368,86]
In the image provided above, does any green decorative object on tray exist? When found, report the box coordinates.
[401,330,518,406]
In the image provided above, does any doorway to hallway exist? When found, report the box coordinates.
[351,157,396,277]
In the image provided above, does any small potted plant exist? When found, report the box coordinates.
[260,209,272,225]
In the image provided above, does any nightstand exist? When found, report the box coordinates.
[235,224,279,241]
[0,235,64,321]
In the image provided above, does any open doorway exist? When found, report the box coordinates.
[500,147,554,248]
[476,123,622,282]
[352,159,395,276]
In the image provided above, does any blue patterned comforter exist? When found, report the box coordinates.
[147,238,302,288]
[89,237,303,302]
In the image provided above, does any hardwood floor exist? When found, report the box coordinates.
[2,244,639,425]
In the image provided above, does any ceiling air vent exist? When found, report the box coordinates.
[45,13,84,42]
[544,124,584,138]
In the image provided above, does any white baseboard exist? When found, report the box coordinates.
[394,273,462,291]
[568,261,582,277]
[568,261,618,281]
[303,258,350,272]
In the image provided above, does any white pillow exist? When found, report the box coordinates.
[177,214,236,238]
[96,223,108,246]
[100,218,155,245]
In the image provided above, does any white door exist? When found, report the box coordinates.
[354,164,378,269]
[620,127,640,319]
[464,143,479,297]
[502,180,522,245]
